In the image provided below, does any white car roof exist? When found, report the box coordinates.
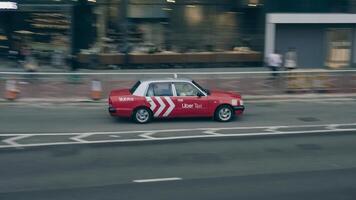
[133,78,205,96]
[139,78,192,84]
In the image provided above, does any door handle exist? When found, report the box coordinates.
[177,99,183,102]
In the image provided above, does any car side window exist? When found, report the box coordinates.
[146,82,173,96]
[174,82,200,96]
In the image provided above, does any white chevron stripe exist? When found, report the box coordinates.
[154,97,166,117]
[163,97,175,117]
[146,97,157,111]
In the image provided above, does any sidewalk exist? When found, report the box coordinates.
[1,60,356,103]
[0,61,266,73]
[1,93,356,105]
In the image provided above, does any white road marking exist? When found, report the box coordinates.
[1,128,356,149]
[3,135,32,147]
[265,127,283,133]
[202,129,222,135]
[70,133,92,143]
[1,123,356,149]
[1,122,356,137]
[139,132,156,139]
[163,97,175,117]
[326,125,339,130]
[154,97,166,117]
[133,177,182,183]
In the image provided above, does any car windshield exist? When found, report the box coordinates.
[192,80,210,95]
[129,81,141,94]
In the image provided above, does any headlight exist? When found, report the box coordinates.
[231,99,238,106]
[239,99,244,106]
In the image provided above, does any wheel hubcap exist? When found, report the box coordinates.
[219,108,232,121]
[136,109,149,122]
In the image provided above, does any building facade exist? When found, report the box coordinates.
[264,0,356,68]
[1,0,356,68]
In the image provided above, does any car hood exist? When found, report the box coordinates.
[110,89,131,96]
[209,90,241,98]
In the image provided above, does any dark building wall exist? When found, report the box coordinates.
[264,0,353,13]
[275,24,326,68]
[169,4,240,52]
[72,0,96,54]
[275,24,356,68]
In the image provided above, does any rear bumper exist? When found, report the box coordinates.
[108,106,116,114]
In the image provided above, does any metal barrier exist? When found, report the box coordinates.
[1,70,356,101]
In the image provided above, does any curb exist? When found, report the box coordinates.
[1,93,356,104]
[244,93,356,101]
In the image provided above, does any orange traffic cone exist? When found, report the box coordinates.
[91,80,102,100]
[5,80,20,100]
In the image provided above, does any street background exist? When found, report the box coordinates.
[1,0,356,199]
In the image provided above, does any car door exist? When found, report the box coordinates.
[145,82,178,118]
[172,82,210,117]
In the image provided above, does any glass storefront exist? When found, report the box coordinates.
[326,28,353,69]
[1,0,355,68]
[68,0,264,67]
[0,1,72,67]
[89,0,263,54]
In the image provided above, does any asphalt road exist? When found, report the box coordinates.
[1,99,356,199]
[1,132,356,200]
[1,99,356,134]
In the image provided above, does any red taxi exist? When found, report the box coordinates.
[108,78,244,123]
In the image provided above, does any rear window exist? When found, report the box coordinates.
[130,81,141,94]
[146,82,173,96]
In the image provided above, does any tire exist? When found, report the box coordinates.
[133,107,152,124]
[214,105,234,122]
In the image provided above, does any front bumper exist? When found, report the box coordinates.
[233,105,245,112]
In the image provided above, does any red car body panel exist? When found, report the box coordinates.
[109,88,244,119]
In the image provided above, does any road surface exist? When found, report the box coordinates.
[0,99,356,199]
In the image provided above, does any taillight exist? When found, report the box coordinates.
[109,97,113,106]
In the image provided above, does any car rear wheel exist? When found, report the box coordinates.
[214,105,234,122]
[133,107,152,124]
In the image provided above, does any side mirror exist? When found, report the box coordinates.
[197,92,204,97]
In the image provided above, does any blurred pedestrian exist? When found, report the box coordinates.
[52,49,65,69]
[24,56,39,72]
[68,54,81,83]
[266,51,283,79]
[69,54,78,71]
[284,48,298,71]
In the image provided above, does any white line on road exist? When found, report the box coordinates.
[133,177,182,183]
[265,127,283,133]
[0,123,356,149]
[1,128,356,149]
[70,133,92,143]
[2,122,356,137]
[3,135,32,147]
[326,125,339,130]
[202,129,222,135]
[139,132,156,139]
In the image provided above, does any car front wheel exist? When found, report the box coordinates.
[133,107,152,124]
[214,105,234,122]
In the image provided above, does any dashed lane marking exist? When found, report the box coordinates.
[133,177,182,183]
[139,132,157,139]
[70,133,92,143]
[3,135,33,147]
[0,123,356,149]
